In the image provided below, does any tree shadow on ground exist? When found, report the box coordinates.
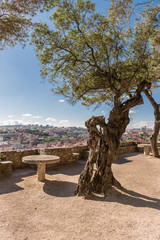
[43,178,160,211]
[114,158,133,164]
[0,175,24,195]
[0,168,35,195]
[87,187,160,211]
[114,152,142,165]
[43,179,76,197]
[0,177,24,195]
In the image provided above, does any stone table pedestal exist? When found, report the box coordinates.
[22,155,60,181]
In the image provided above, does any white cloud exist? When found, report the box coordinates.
[8,115,14,118]
[129,109,139,114]
[0,119,24,126]
[128,120,154,129]
[59,100,65,103]
[59,120,70,127]
[32,115,42,119]
[22,113,32,117]
[60,120,69,124]
[45,118,71,127]
[46,117,57,122]
[0,115,74,128]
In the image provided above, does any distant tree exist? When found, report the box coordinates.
[143,15,160,157]
[0,0,55,49]
[32,0,160,196]
[143,88,160,157]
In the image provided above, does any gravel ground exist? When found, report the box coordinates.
[0,152,160,240]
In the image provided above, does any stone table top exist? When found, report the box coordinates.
[22,155,60,165]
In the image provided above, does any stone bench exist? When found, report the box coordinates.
[138,144,151,155]
[143,145,151,155]
[72,153,80,162]
[0,161,13,178]
[138,144,160,156]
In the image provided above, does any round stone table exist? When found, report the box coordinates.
[22,155,60,181]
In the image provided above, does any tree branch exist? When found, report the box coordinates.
[68,4,101,71]
[143,89,158,109]
[120,80,151,113]
[121,0,156,29]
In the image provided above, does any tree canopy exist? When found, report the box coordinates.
[32,0,160,108]
[0,0,55,49]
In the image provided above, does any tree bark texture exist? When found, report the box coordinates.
[75,111,129,196]
[76,81,151,197]
[144,90,160,157]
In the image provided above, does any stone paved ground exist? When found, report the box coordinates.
[0,153,160,240]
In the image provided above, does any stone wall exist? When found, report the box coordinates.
[81,142,138,160]
[0,145,89,178]
[0,142,138,179]
[0,149,37,169]
[118,141,137,154]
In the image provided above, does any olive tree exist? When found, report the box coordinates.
[31,0,160,196]
[0,0,55,49]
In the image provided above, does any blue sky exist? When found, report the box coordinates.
[0,0,158,129]
[0,44,112,127]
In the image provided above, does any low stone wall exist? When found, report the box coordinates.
[0,145,89,178]
[41,146,88,169]
[120,141,137,147]
[0,142,138,179]
[72,145,89,160]
[119,141,137,154]
[0,149,37,170]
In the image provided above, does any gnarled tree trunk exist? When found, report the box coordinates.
[76,81,151,197]
[75,111,129,196]
[144,90,160,157]
[150,122,160,157]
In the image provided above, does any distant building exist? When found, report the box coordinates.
[0,141,12,151]
[0,133,11,141]
[140,126,147,132]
